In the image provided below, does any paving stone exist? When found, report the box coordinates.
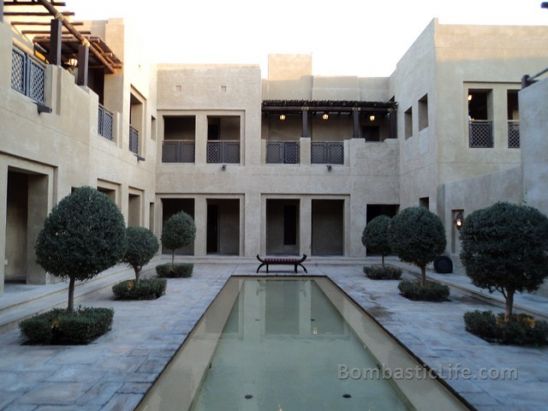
[2,404,38,411]
[100,394,142,411]
[118,382,151,394]
[18,382,88,405]
[77,382,123,406]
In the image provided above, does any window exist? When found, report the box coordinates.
[468,89,493,148]
[419,197,430,210]
[418,94,428,131]
[404,107,413,139]
[507,90,520,148]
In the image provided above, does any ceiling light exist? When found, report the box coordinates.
[467,94,473,101]
[369,115,375,122]
[279,114,286,121]
[322,113,329,120]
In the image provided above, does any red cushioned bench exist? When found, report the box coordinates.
[256,254,308,274]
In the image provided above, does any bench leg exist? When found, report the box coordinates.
[294,264,298,273]
[266,264,269,274]
[256,263,265,273]
[299,264,308,273]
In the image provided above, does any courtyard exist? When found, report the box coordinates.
[0,259,547,410]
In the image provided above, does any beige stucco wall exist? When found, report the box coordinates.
[0,19,157,293]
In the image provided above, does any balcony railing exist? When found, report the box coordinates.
[266,141,300,164]
[207,140,240,163]
[129,126,139,154]
[11,48,45,103]
[162,140,195,163]
[311,142,344,164]
[469,120,493,148]
[98,104,114,140]
[508,120,520,148]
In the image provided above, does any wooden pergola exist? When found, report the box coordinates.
[262,99,398,139]
[1,0,122,85]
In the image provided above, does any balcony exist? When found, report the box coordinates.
[266,141,300,164]
[129,126,139,155]
[311,142,344,164]
[508,120,520,148]
[11,48,45,103]
[162,140,195,163]
[207,140,240,164]
[469,120,493,148]
[98,104,114,140]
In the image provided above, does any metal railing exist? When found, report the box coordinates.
[311,142,344,164]
[207,140,240,163]
[129,126,139,154]
[469,120,493,148]
[508,120,520,148]
[11,48,45,103]
[266,141,300,164]
[98,104,114,140]
[162,140,195,163]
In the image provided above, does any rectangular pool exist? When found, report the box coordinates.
[138,277,470,411]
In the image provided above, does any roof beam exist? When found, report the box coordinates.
[22,29,91,34]
[3,11,74,16]
[4,1,66,5]
[11,20,83,25]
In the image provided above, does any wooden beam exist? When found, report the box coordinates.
[3,11,74,16]
[76,44,88,86]
[4,1,66,5]
[12,20,83,25]
[48,19,62,65]
[23,29,91,34]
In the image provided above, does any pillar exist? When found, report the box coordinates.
[194,196,207,256]
[299,197,311,256]
[352,109,362,138]
[302,109,310,138]
[244,192,261,257]
[76,44,89,86]
[49,19,62,66]
[26,175,49,284]
[195,114,207,165]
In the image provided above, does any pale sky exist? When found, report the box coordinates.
[67,0,547,77]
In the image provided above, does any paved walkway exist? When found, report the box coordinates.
[0,260,547,410]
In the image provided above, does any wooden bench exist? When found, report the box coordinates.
[256,254,308,274]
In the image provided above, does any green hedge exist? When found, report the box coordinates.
[464,310,548,346]
[20,307,113,345]
[112,278,166,300]
[398,279,449,302]
[364,265,402,280]
[156,263,193,278]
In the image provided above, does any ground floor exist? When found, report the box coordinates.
[0,260,546,410]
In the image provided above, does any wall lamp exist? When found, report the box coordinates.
[326,164,333,172]
[279,114,286,121]
[454,211,464,230]
[36,101,52,115]
[322,113,329,120]
[221,164,227,171]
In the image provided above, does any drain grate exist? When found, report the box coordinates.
[342,393,352,399]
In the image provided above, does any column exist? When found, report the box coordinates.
[244,192,261,257]
[0,0,4,23]
[76,44,89,86]
[352,109,362,138]
[194,196,207,256]
[49,19,63,66]
[195,114,207,165]
[26,175,49,284]
[301,108,310,138]
[300,197,311,256]
[299,137,311,165]
[0,163,7,294]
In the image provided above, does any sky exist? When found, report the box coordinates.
[66,0,547,77]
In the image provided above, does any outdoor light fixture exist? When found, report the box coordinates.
[467,94,473,101]
[279,114,286,121]
[322,113,329,120]
[67,57,78,68]
[327,164,332,171]
[221,164,227,171]
[369,115,375,122]
[454,211,464,230]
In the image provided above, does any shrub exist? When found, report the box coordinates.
[35,187,126,312]
[460,202,548,321]
[161,212,196,266]
[464,310,548,346]
[364,265,402,280]
[20,308,114,345]
[122,227,159,283]
[362,215,392,267]
[112,278,167,300]
[398,279,450,302]
[156,263,193,278]
[390,207,446,287]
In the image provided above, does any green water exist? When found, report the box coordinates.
[190,279,413,411]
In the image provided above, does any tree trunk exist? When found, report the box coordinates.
[171,250,175,267]
[420,265,426,287]
[67,277,75,313]
[135,267,141,284]
[505,289,515,322]
[381,254,385,269]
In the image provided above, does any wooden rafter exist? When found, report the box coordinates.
[4,1,65,5]
[11,20,83,25]
[3,11,74,16]
[22,29,90,34]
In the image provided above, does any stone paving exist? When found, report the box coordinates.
[0,261,547,410]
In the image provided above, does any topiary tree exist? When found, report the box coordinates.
[460,202,548,321]
[161,211,196,266]
[35,187,126,312]
[362,215,392,268]
[122,227,159,284]
[390,207,446,286]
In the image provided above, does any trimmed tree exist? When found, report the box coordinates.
[35,187,126,312]
[122,227,159,284]
[161,211,196,266]
[362,215,392,268]
[460,202,548,321]
[390,207,446,286]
